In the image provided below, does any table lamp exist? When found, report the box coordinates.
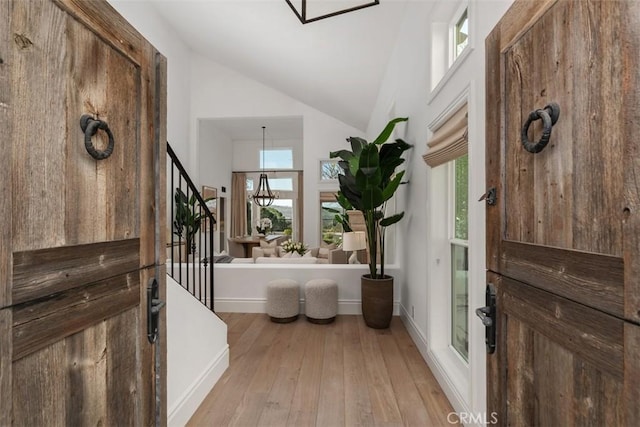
[342,231,366,264]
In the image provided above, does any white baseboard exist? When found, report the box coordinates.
[168,345,230,427]
[214,298,400,316]
[399,305,469,418]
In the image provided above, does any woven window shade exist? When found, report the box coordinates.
[423,104,468,167]
[320,191,339,203]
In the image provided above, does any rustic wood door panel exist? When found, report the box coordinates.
[0,0,166,425]
[485,0,640,425]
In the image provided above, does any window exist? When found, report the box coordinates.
[320,192,343,245]
[453,8,469,61]
[246,172,300,240]
[450,154,468,361]
[260,148,293,169]
[320,160,343,181]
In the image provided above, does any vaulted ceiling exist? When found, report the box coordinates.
[145,0,412,131]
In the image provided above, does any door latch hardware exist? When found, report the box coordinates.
[478,187,497,206]
[147,278,166,343]
[475,283,496,354]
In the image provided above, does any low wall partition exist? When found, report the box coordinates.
[168,262,402,316]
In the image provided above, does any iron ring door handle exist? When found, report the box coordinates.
[520,102,560,153]
[80,114,115,160]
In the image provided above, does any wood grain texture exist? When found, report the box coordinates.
[11,0,68,252]
[498,0,556,52]
[106,307,140,425]
[486,273,505,426]
[12,271,139,361]
[53,0,144,66]
[64,13,140,246]
[505,317,534,426]
[0,309,11,425]
[502,277,623,380]
[12,238,140,304]
[12,340,67,426]
[65,322,108,426]
[624,324,640,426]
[342,315,374,426]
[502,0,626,256]
[501,240,624,317]
[189,315,455,427]
[621,0,640,323]
[0,0,12,309]
[485,25,502,273]
[315,319,345,427]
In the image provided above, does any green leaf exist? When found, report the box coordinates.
[329,149,354,162]
[372,117,408,145]
[380,212,404,227]
[348,136,367,157]
[382,170,405,202]
[355,167,381,191]
[336,192,353,210]
[362,186,384,210]
[358,144,379,176]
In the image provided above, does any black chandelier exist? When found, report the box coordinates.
[253,126,277,207]
[285,0,379,24]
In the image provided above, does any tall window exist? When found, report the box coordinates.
[319,192,343,245]
[424,101,469,362]
[452,8,469,61]
[450,154,468,361]
[246,173,299,239]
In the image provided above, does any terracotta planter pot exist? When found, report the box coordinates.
[361,274,393,329]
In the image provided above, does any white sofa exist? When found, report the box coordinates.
[255,256,318,264]
[251,246,348,264]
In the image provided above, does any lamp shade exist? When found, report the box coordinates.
[342,231,366,251]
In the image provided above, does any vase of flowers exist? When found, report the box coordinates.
[256,217,272,235]
[282,240,307,256]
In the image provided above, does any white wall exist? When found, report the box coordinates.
[166,278,228,427]
[214,264,402,316]
[365,0,514,421]
[232,138,303,171]
[188,54,363,248]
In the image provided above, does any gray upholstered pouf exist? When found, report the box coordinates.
[266,279,300,323]
[304,279,338,324]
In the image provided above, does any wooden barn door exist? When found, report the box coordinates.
[0,0,167,425]
[485,0,640,425]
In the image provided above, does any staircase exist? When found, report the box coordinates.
[166,142,216,311]
[165,143,229,426]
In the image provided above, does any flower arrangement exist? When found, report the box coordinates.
[282,240,307,256]
[256,217,272,235]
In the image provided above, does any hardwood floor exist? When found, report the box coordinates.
[188,314,458,426]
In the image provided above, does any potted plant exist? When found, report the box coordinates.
[173,188,212,255]
[330,117,411,328]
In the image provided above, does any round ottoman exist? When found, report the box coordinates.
[266,279,300,323]
[304,279,338,324]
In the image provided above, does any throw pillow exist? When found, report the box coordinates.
[262,247,278,257]
[260,240,278,249]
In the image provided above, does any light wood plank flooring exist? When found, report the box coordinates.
[188,314,458,426]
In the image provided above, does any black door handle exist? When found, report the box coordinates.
[475,283,496,354]
[147,278,165,343]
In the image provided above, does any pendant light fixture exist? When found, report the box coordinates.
[285,0,379,24]
[253,126,276,207]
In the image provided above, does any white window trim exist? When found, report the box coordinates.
[428,0,474,103]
